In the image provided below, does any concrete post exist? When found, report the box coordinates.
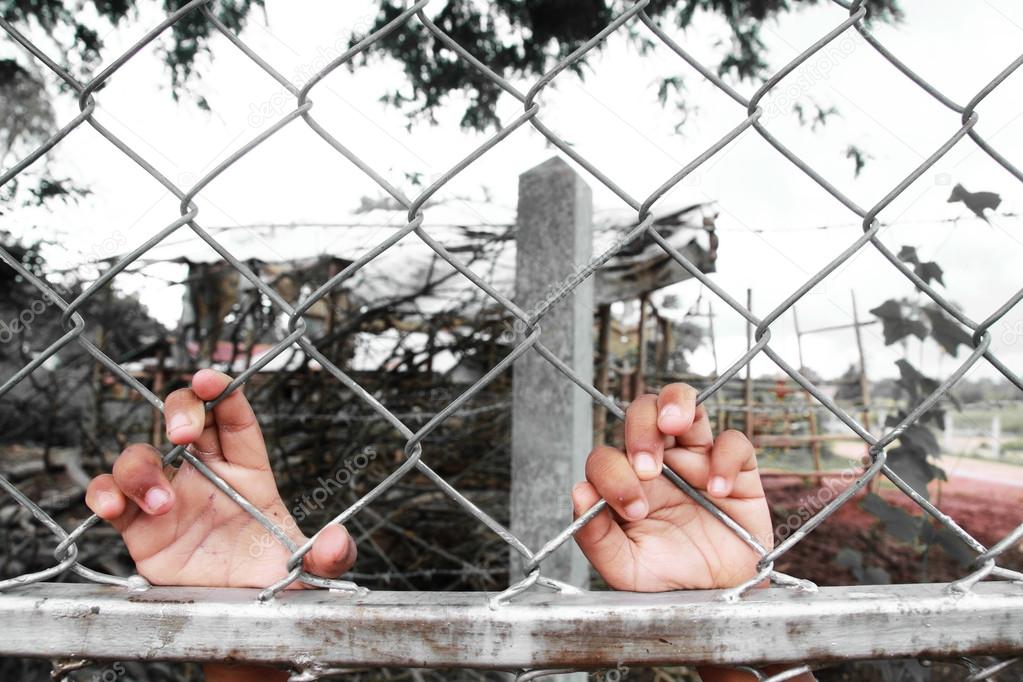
[511,156,593,592]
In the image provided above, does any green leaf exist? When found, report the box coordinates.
[863,565,891,585]
[899,423,940,457]
[920,406,945,429]
[895,359,940,401]
[885,410,908,429]
[871,300,928,346]
[886,445,935,502]
[897,245,919,265]
[919,523,976,566]
[834,547,863,574]
[896,246,944,285]
[922,305,972,357]
[893,361,960,427]
[915,261,944,286]
[862,492,923,542]
[834,364,863,402]
[845,145,870,177]
[657,76,684,106]
[834,547,891,585]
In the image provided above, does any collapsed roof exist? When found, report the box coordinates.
[145,197,717,318]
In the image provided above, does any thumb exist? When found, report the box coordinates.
[302,524,357,579]
[571,481,630,584]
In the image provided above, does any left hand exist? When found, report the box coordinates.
[572,382,773,592]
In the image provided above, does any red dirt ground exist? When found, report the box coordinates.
[761,457,1023,585]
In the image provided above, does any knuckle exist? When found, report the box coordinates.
[720,428,750,443]
[165,387,197,408]
[670,381,696,396]
[663,382,695,401]
[586,447,620,481]
[626,394,655,413]
[113,444,159,478]
[217,414,258,434]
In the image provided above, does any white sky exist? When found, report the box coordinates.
[4,0,1023,385]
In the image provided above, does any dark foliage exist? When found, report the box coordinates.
[354,0,901,130]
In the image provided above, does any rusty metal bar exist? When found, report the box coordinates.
[1,582,1021,669]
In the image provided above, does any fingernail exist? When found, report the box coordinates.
[708,476,729,497]
[97,492,117,515]
[633,451,659,476]
[144,488,171,512]
[623,499,648,521]
[167,413,191,439]
[659,404,687,428]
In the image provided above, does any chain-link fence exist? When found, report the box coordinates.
[1,0,1022,679]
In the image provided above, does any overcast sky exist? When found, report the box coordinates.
[5,0,1023,385]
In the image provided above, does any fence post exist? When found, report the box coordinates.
[511,156,593,592]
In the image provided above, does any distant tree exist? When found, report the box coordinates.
[0,0,901,204]
[354,0,901,131]
[0,232,166,447]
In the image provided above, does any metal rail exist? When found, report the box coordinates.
[2,582,1021,669]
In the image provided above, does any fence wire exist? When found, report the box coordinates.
[1,0,1022,678]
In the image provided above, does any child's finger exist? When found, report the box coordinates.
[656,383,697,433]
[662,447,765,499]
[585,445,649,520]
[624,394,663,480]
[164,387,207,445]
[706,429,758,498]
[111,443,176,515]
[190,369,271,470]
[303,524,357,579]
[657,382,714,452]
[85,474,130,524]
[571,480,630,573]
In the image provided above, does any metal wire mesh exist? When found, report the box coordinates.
[1,0,1022,678]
